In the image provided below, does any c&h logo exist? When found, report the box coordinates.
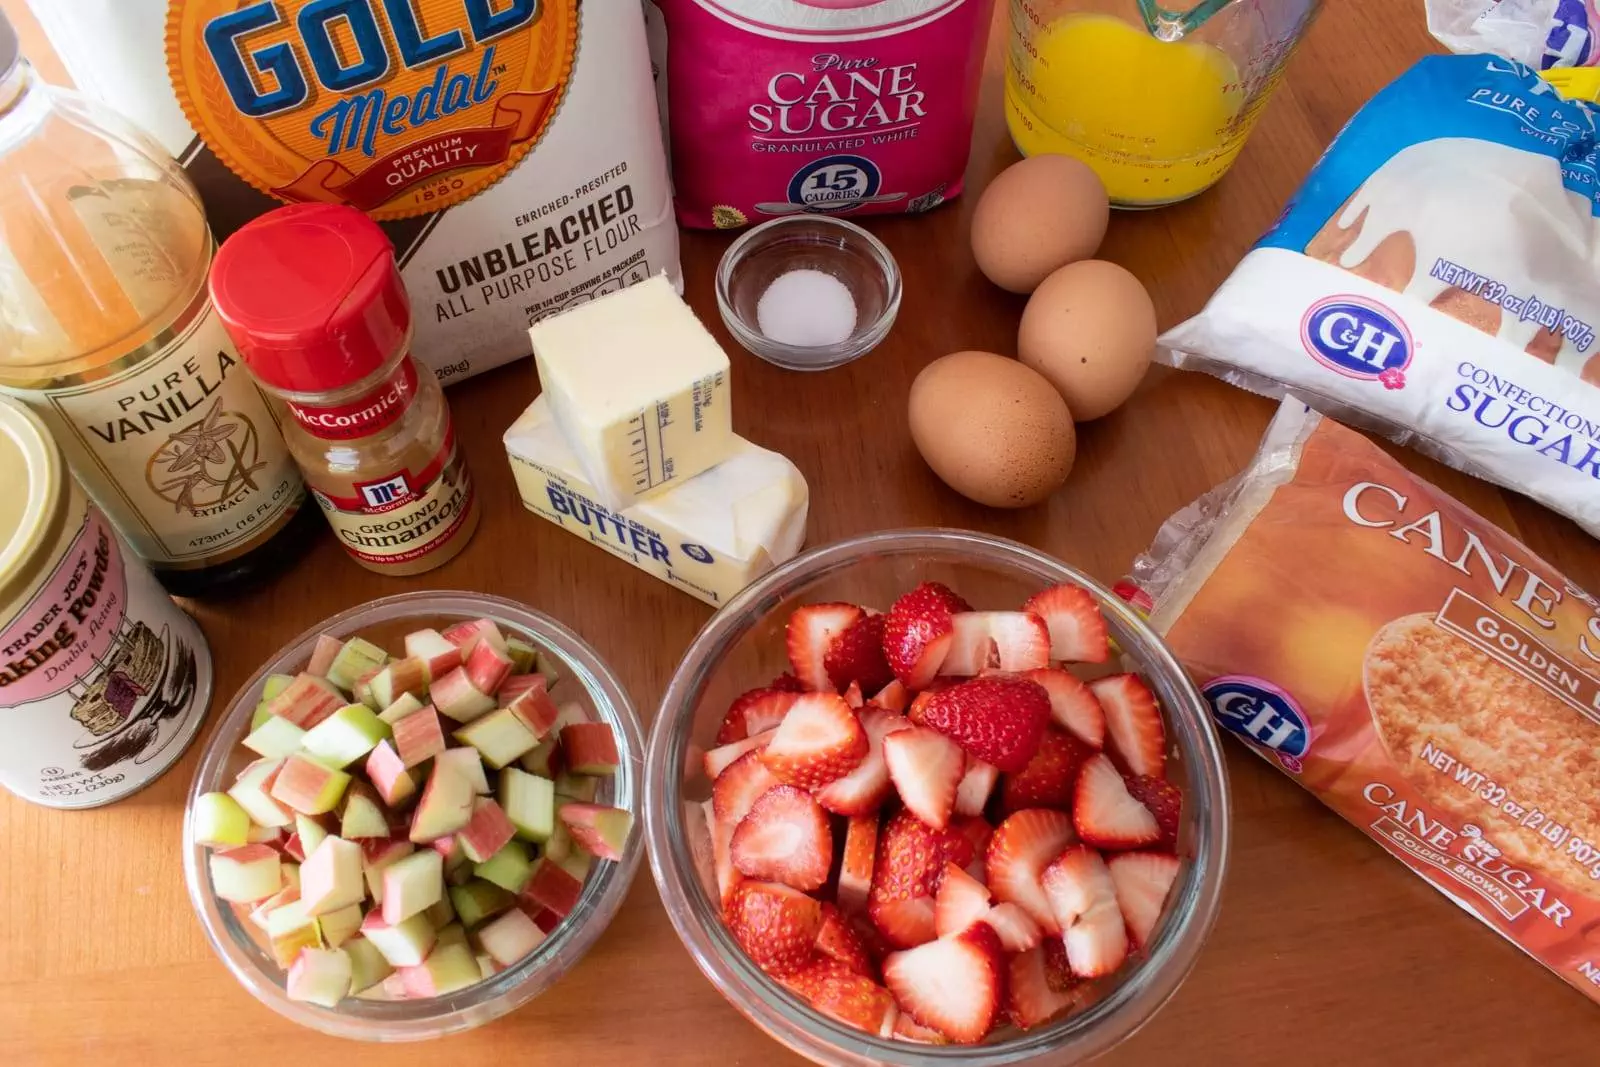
[1300,295,1414,390]
[1202,675,1312,773]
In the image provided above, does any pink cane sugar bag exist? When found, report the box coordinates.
[645,0,991,229]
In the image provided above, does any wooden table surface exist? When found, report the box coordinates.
[5,2,1599,1063]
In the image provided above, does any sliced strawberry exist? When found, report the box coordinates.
[933,861,991,938]
[769,672,806,693]
[842,681,864,708]
[1000,728,1094,815]
[983,902,1043,952]
[870,896,937,952]
[730,785,833,892]
[882,727,964,830]
[814,707,912,816]
[939,612,997,676]
[711,749,780,826]
[837,813,878,917]
[824,611,894,694]
[892,1013,948,1044]
[1107,851,1180,948]
[703,729,776,780]
[760,692,868,789]
[868,811,975,949]
[1023,584,1110,663]
[868,679,910,712]
[708,807,743,906]
[715,688,799,745]
[1025,668,1106,749]
[1042,936,1074,991]
[1042,845,1128,978]
[986,808,1076,932]
[783,957,897,1035]
[914,676,1051,773]
[949,815,993,881]
[942,611,1050,674]
[953,757,998,817]
[725,880,823,976]
[1073,753,1161,850]
[1008,946,1088,1029]
[786,603,865,692]
[1123,775,1182,851]
[815,903,875,978]
[881,582,969,689]
[906,690,937,725]
[883,922,1004,1043]
[1091,673,1165,777]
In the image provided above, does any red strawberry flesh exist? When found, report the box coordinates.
[1092,673,1166,777]
[1023,584,1110,663]
[760,692,868,790]
[882,583,969,690]
[730,785,833,892]
[883,922,1004,1043]
[725,881,823,977]
[1000,728,1094,815]
[986,808,1076,932]
[882,726,964,831]
[1073,753,1161,850]
[1107,850,1181,948]
[915,676,1051,773]
[824,611,894,694]
[786,603,865,692]
[1024,668,1106,749]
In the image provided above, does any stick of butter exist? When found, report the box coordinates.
[530,274,732,510]
[504,397,809,606]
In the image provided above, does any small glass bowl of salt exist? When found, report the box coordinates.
[715,216,901,371]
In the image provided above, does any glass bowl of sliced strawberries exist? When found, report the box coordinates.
[645,529,1230,1064]
[183,591,644,1040]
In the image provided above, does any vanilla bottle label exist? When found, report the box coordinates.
[4,303,305,568]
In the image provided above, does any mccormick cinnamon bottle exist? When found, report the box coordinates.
[208,204,479,576]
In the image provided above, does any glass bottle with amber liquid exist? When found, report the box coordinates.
[0,12,315,595]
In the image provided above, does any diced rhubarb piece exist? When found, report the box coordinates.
[249,823,289,849]
[505,637,538,675]
[286,947,352,1007]
[558,803,632,862]
[409,758,476,842]
[454,708,538,769]
[306,635,344,679]
[506,682,560,739]
[270,754,351,815]
[265,897,324,967]
[475,839,535,894]
[444,847,474,886]
[265,673,347,730]
[529,907,563,935]
[210,844,283,903]
[465,639,514,696]
[283,833,308,863]
[477,953,498,980]
[361,837,414,905]
[500,767,556,842]
[261,673,295,702]
[345,936,394,993]
[248,886,298,931]
[283,861,302,892]
[520,737,563,779]
[477,908,545,967]
[432,666,497,723]
[251,701,274,730]
[457,797,517,863]
[450,879,514,927]
[393,705,447,768]
[325,636,388,692]
[434,920,468,949]
[303,703,391,768]
[560,722,620,776]
[553,772,598,803]
[294,814,328,858]
[405,628,463,681]
[300,835,365,915]
[497,672,544,704]
[426,893,457,930]
[442,618,507,658]
[435,746,491,795]
[543,820,573,864]
[366,657,428,710]
[192,792,251,848]
[520,857,582,917]
[339,783,390,840]
[319,903,363,950]
[398,941,480,998]
[242,715,307,759]
[227,759,293,828]
[360,910,437,968]
[534,650,563,687]
[556,849,593,883]
[381,849,445,924]
[378,692,425,726]
[365,741,417,808]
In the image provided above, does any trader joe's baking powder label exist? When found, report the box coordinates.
[0,502,212,807]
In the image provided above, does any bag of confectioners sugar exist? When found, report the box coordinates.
[644,0,991,228]
[27,0,680,385]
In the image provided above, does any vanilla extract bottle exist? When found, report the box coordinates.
[0,13,315,595]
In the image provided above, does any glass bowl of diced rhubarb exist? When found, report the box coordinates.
[183,591,644,1041]
[645,529,1231,1065]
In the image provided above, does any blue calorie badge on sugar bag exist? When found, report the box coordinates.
[1158,54,1600,541]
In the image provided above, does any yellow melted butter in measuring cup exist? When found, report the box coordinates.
[1006,13,1254,206]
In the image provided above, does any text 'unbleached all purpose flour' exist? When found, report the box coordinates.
[646,0,991,228]
[27,0,681,384]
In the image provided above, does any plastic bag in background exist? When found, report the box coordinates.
[1426,0,1599,67]
[1159,54,1600,539]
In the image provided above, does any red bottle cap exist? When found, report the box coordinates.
[210,203,410,394]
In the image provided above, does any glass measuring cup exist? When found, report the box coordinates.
[1006,0,1324,207]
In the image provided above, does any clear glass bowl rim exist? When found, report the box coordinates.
[645,529,1231,1066]
[182,590,645,1041]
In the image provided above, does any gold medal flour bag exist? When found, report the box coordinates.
[28,0,681,384]
[1129,398,1600,1006]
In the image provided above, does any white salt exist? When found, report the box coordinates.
[755,268,858,348]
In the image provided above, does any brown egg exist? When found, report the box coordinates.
[1018,260,1156,422]
[908,351,1076,508]
[971,154,1110,294]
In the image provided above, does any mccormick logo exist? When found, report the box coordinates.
[167,0,579,219]
[1202,675,1311,772]
[1301,295,1414,390]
